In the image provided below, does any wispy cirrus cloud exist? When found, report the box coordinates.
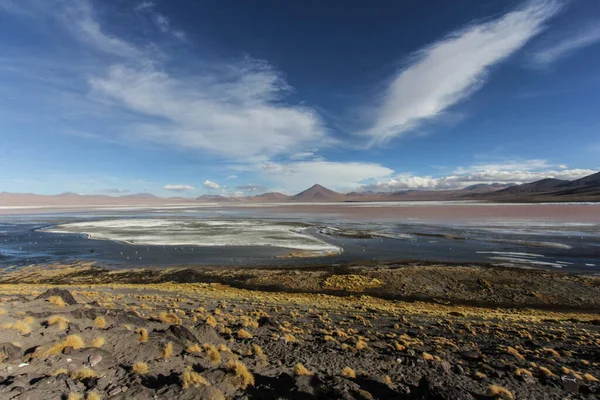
[530,24,600,67]
[364,0,562,143]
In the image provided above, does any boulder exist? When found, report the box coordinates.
[35,288,77,305]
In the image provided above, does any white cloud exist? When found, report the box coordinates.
[362,160,597,191]
[89,61,327,161]
[202,180,220,190]
[258,161,394,193]
[163,184,196,191]
[225,175,238,180]
[365,0,561,142]
[531,24,600,66]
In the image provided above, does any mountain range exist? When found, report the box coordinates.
[1,172,599,207]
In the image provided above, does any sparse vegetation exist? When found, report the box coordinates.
[48,315,70,330]
[137,327,149,343]
[181,367,211,388]
[132,361,149,374]
[47,296,66,307]
[294,363,311,376]
[93,316,106,329]
[488,385,514,400]
[163,342,174,359]
[90,337,105,348]
[227,360,255,389]
[342,366,356,378]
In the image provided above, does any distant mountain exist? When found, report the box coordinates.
[291,184,344,201]
[196,195,237,202]
[470,172,600,202]
[120,193,158,199]
[253,192,289,201]
[495,178,569,195]
[462,183,515,191]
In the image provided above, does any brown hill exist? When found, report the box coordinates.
[291,184,344,201]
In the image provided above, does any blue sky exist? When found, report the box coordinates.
[1,0,599,196]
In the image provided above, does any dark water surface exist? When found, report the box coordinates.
[1,207,599,273]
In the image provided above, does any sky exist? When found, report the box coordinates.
[0,0,599,197]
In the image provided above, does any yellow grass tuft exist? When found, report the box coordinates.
[67,393,83,400]
[538,366,555,377]
[132,361,149,375]
[542,348,560,358]
[237,329,253,339]
[22,316,35,325]
[71,367,97,380]
[561,366,583,380]
[226,360,255,389]
[488,385,514,400]
[422,352,434,361]
[342,366,356,378]
[252,344,265,358]
[584,373,599,382]
[86,391,102,400]
[90,337,105,348]
[187,343,202,354]
[93,316,106,329]
[181,368,211,389]
[505,346,524,361]
[160,312,182,325]
[48,296,66,307]
[51,368,69,376]
[282,333,298,343]
[205,315,217,328]
[515,368,533,378]
[163,342,174,359]
[64,335,85,349]
[137,328,148,343]
[218,344,231,352]
[356,340,368,350]
[294,363,311,376]
[48,315,70,330]
[384,375,392,385]
[207,347,221,365]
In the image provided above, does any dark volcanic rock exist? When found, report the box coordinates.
[35,288,77,305]
[413,376,475,400]
[168,325,198,344]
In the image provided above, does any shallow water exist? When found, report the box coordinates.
[1,204,599,272]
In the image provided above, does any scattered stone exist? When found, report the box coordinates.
[561,375,579,393]
[108,386,122,396]
[88,354,102,367]
[0,343,22,362]
[168,325,198,344]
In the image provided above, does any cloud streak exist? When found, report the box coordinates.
[163,184,196,191]
[531,24,600,66]
[365,0,561,143]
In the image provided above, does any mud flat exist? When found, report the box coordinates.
[0,262,600,399]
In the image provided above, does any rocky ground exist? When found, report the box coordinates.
[0,263,599,399]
